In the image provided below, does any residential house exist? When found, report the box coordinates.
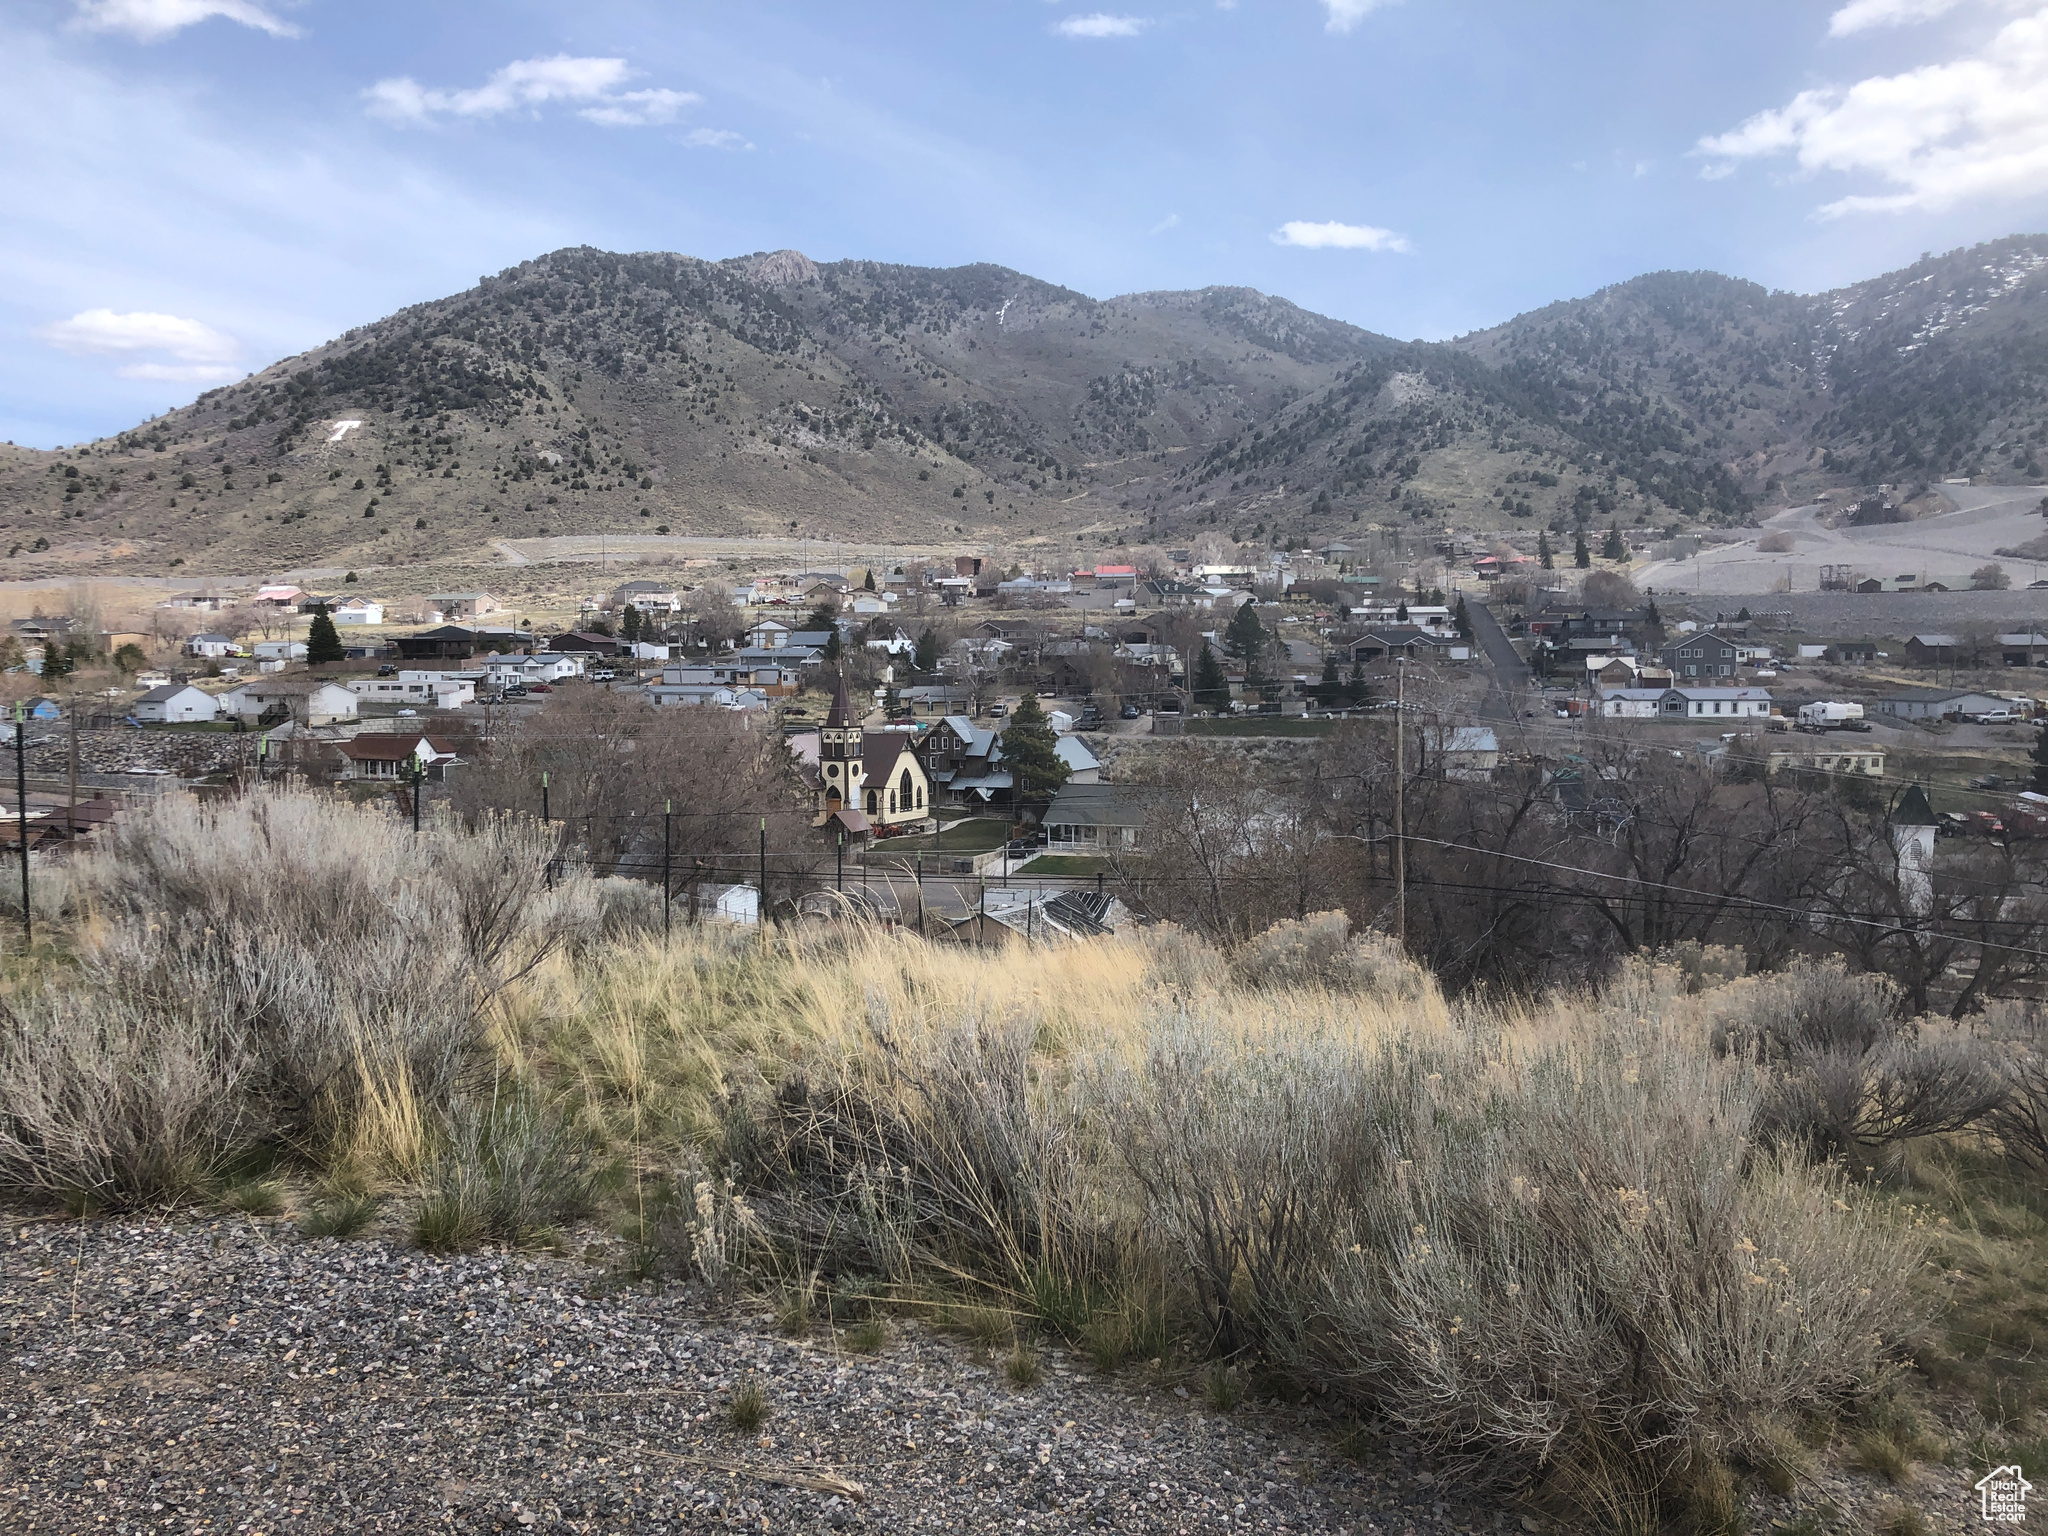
[252,640,308,663]
[847,591,898,618]
[1904,635,1959,668]
[427,592,498,621]
[612,579,681,614]
[919,714,1005,804]
[1042,783,1161,850]
[1601,688,1668,719]
[336,733,463,782]
[1767,744,1887,780]
[1055,735,1102,784]
[812,676,932,834]
[1660,628,1743,681]
[746,619,794,649]
[184,633,240,660]
[346,672,477,709]
[1659,686,1772,719]
[1347,627,1461,665]
[13,697,61,722]
[1872,686,2005,721]
[330,597,384,626]
[254,584,305,607]
[1435,726,1500,781]
[547,631,628,656]
[642,681,767,710]
[393,624,525,661]
[11,616,71,643]
[132,683,220,724]
[219,679,359,727]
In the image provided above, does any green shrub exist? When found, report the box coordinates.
[300,1192,380,1239]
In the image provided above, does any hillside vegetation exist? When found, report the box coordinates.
[3,237,2045,578]
[3,789,2046,1532]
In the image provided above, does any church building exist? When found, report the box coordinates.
[815,674,934,837]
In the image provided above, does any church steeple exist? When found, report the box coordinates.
[818,672,862,814]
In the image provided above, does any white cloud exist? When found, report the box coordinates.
[1150,212,1181,233]
[679,127,752,149]
[1055,14,1148,38]
[1827,0,1964,36]
[580,89,699,128]
[364,55,702,128]
[1695,5,2048,216]
[1271,219,1411,251]
[37,308,241,382]
[1322,0,1396,34]
[71,0,296,41]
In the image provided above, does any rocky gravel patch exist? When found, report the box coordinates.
[0,1214,1990,1534]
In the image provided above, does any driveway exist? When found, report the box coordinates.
[1465,598,1531,723]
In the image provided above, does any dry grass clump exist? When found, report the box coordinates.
[1229,911,1428,998]
[0,789,590,1209]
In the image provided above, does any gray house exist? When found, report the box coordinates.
[1872,686,2004,721]
[1660,628,1741,681]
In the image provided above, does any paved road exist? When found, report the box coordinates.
[1465,597,1532,724]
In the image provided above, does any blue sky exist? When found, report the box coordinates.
[7,0,2048,448]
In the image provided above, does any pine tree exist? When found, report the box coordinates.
[1453,595,1472,638]
[621,605,642,643]
[1538,531,1553,569]
[1601,524,1626,560]
[914,626,940,673]
[1347,660,1371,706]
[863,569,877,592]
[1194,643,1229,712]
[1223,601,1264,664]
[306,605,344,666]
[1003,692,1070,800]
[1317,655,1339,704]
[1574,531,1591,569]
[822,627,841,662]
[2033,723,2048,793]
[1395,600,1410,622]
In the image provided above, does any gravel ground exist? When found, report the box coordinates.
[0,1214,1989,1534]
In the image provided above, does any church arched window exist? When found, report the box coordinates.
[866,789,878,815]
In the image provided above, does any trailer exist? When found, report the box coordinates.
[1796,701,1869,732]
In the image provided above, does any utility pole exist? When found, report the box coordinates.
[13,702,28,949]
[66,691,77,841]
[1393,656,1406,945]
[663,799,673,942]
[541,771,550,825]
[411,754,424,834]
[836,829,844,892]
[759,816,768,928]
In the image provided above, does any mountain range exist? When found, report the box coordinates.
[5,235,2046,578]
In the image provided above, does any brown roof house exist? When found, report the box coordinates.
[336,733,463,782]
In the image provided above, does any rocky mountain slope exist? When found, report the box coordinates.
[4,236,2044,578]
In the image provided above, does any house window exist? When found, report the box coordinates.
[888,790,897,813]
[866,790,878,815]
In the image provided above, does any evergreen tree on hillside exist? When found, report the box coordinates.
[621,605,642,643]
[1395,599,1410,622]
[1454,595,1472,638]
[1223,601,1264,665]
[914,626,940,674]
[801,602,838,633]
[1538,531,1554,569]
[1574,531,1591,569]
[1003,693,1069,801]
[306,605,344,666]
[1193,643,1229,712]
[863,569,876,592]
[1601,524,1626,561]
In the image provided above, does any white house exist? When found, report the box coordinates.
[336,732,462,782]
[1601,688,1667,719]
[331,598,385,626]
[1660,687,1771,719]
[702,884,760,925]
[184,633,240,659]
[745,619,794,649]
[132,683,220,724]
[345,672,476,709]
[218,679,358,727]
[847,592,898,617]
[252,640,308,662]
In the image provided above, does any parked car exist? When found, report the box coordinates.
[376,663,397,677]
[588,669,615,681]
[529,684,553,694]
[986,702,1007,717]
[1120,704,1142,720]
